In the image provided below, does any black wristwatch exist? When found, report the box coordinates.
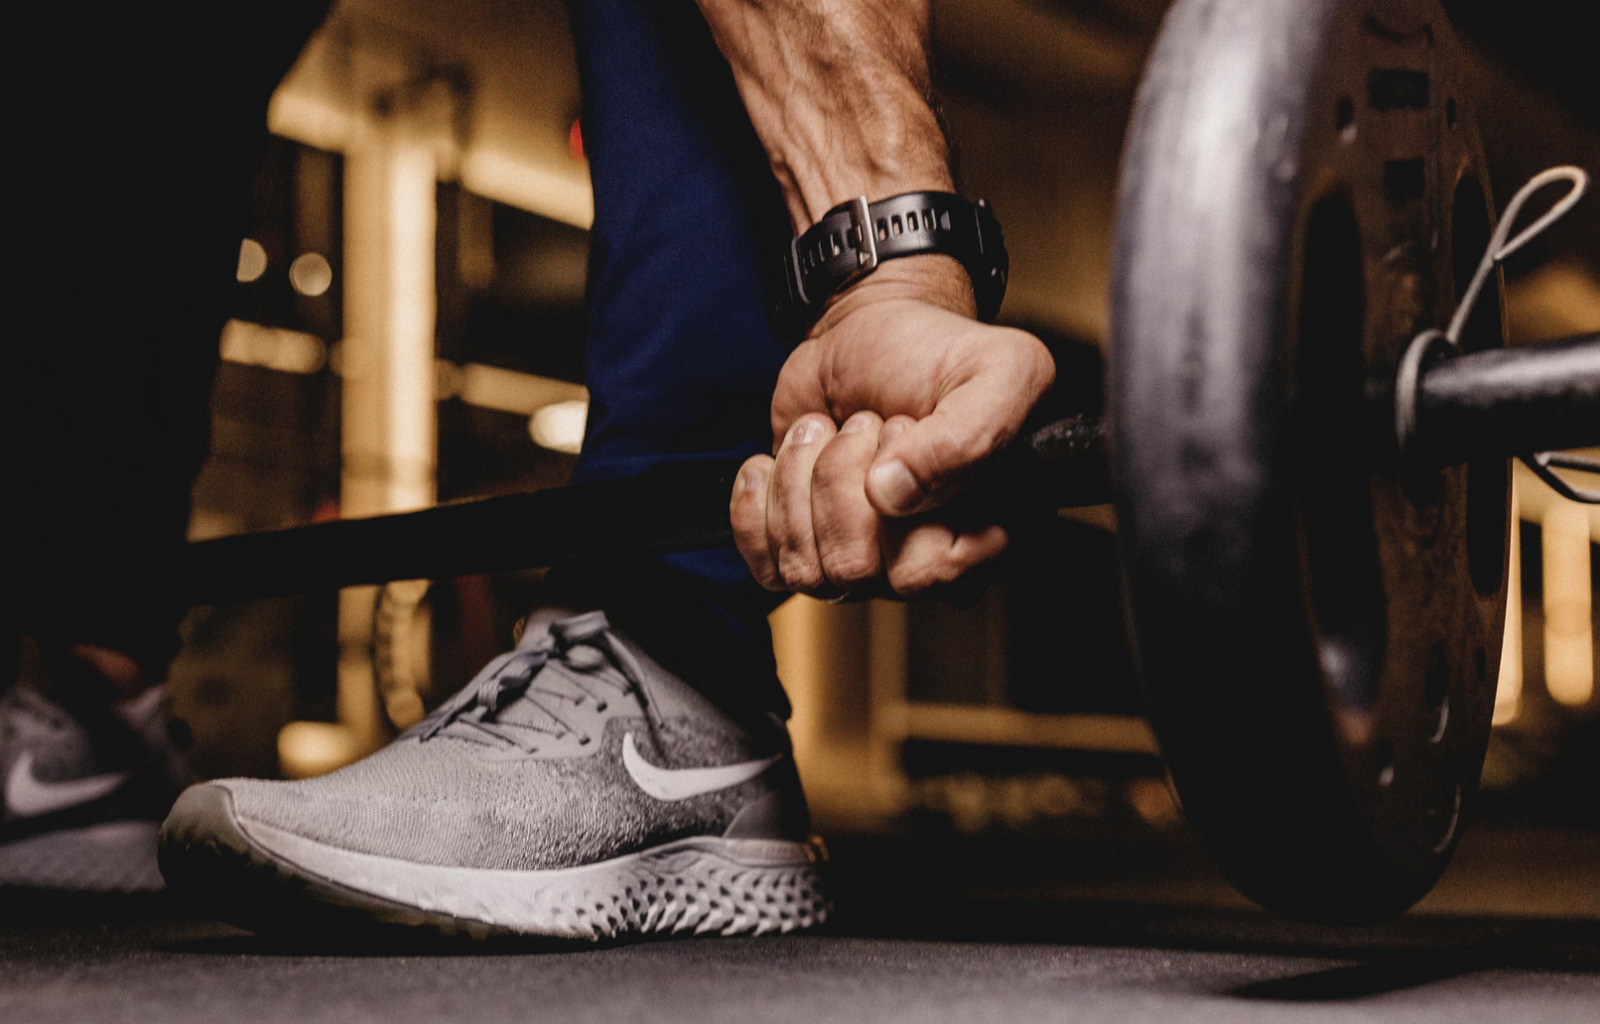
[771,191,1009,343]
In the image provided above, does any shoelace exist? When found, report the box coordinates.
[412,611,652,751]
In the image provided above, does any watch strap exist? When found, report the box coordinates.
[772,191,1009,342]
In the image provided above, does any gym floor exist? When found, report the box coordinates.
[5,823,1595,1023]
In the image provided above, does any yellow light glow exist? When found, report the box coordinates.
[337,128,442,757]
[1543,501,1594,706]
[277,720,366,779]
[769,596,826,786]
[236,238,268,283]
[529,399,588,453]
[434,358,462,401]
[340,132,438,517]
[458,362,586,415]
[1493,482,1522,726]
[460,148,595,229]
[1506,262,1600,341]
[268,86,357,154]
[218,319,327,374]
[289,252,334,296]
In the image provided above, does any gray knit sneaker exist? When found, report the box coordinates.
[158,610,829,940]
[1,682,185,892]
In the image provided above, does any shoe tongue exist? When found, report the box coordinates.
[489,623,624,736]
[514,607,580,653]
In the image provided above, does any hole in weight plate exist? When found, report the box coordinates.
[1297,193,1387,715]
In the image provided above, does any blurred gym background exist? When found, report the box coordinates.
[166,0,1596,911]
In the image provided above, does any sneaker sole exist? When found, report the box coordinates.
[158,783,830,941]
[1,820,164,892]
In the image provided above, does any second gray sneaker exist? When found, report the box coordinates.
[158,611,829,940]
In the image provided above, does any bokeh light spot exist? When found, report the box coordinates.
[236,238,268,282]
[529,399,588,454]
[289,252,334,296]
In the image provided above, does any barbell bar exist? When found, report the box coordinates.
[179,332,1598,606]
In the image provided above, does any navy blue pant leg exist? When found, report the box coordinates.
[564,0,795,715]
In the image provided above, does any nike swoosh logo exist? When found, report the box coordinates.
[621,733,779,802]
[5,751,131,818]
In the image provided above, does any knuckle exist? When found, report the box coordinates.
[737,453,774,478]
[821,542,880,587]
[819,524,883,579]
[732,512,765,549]
[777,553,825,594]
[923,430,988,479]
[731,516,760,549]
[769,464,809,510]
[810,498,877,579]
[957,423,1004,466]
[886,561,932,598]
[735,542,783,592]
[729,485,761,524]
[951,525,1009,570]
[887,543,966,597]
[931,556,965,587]
[746,560,783,592]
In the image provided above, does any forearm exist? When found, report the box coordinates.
[695,0,972,316]
[708,7,1055,590]
[693,0,949,225]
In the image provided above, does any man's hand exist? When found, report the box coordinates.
[694,0,1055,595]
[730,257,1054,597]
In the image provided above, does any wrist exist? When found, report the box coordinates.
[782,189,1007,339]
[811,254,977,336]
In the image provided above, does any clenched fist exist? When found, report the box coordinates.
[731,256,1055,598]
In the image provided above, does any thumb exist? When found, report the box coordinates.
[866,380,1020,516]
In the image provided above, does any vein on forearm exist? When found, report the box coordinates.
[695,0,953,230]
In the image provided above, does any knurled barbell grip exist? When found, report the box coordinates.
[1410,332,1600,465]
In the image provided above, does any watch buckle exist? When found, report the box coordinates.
[847,195,878,277]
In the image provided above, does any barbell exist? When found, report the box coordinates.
[179,0,1600,922]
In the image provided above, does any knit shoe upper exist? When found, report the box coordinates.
[159,610,828,939]
[1,682,186,891]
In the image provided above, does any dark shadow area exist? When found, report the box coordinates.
[0,887,623,959]
[1443,0,1599,129]
[155,929,614,958]
[1229,955,1485,1001]
[824,896,1600,974]
[814,828,1600,976]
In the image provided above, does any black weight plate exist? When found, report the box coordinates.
[1110,0,1508,921]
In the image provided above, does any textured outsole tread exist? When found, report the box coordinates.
[159,785,830,943]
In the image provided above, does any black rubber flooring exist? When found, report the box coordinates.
[4,825,1597,1023]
